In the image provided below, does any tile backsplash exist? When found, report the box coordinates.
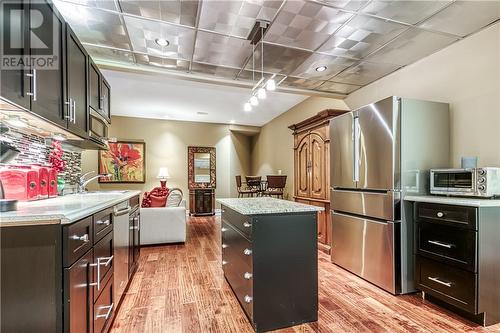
[1,126,82,186]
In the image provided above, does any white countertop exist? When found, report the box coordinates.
[0,190,141,226]
[404,195,500,207]
[217,197,324,216]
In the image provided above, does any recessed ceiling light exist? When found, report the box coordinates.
[155,38,169,47]
[316,66,327,72]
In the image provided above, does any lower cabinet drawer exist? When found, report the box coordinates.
[417,256,477,313]
[64,216,93,267]
[417,222,477,271]
[94,231,114,301]
[93,275,114,333]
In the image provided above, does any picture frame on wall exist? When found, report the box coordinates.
[98,140,146,183]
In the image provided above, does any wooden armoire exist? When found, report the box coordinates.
[289,109,346,254]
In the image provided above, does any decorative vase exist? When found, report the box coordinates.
[57,176,65,195]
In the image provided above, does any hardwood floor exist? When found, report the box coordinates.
[111,216,500,333]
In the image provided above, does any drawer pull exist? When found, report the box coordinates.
[428,276,453,288]
[244,295,253,303]
[243,272,253,280]
[91,256,114,291]
[221,227,228,232]
[243,248,252,256]
[436,212,444,218]
[243,222,252,228]
[428,240,454,249]
[95,303,114,320]
[96,219,110,226]
[70,234,89,243]
[222,244,228,249]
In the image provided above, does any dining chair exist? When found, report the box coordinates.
[236,175,257,197]
[245,176,262,195]
[261,175,287,199]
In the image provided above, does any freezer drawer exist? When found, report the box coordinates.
[332,189,396,221]
[331,212,397,294]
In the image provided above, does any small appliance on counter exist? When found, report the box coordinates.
[0,166,39,201]
[430,167,500,197]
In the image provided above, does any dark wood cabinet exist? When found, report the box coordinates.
[412,201,500,326]
[221,205,318,332]
[289,110,345,254]
[89,61,101,113]
[189,188,215,216]
[65,26,88,138]
[101,78,111,122]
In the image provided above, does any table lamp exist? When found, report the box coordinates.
[157,167,170,188]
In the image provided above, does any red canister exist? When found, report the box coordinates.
[48,168,58,197]
[0,167,39,201]
[31,165,49,199]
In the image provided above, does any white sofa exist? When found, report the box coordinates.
[140,199,187,245]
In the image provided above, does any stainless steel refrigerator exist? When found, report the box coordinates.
[330,96,449,294]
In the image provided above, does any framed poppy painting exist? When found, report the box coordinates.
[98,141,146,183]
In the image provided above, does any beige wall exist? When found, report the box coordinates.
[81,116,252,207]
[345,22,500,167]
[250,96,349,199]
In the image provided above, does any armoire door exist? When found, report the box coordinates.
[309,132,327,200]
[296,136,310,198]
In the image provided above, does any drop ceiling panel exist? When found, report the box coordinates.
[332,61,400,85]
[55,2,130,49]
[419,1,500,37]
[135,54,190,71]
[361,0,451,25]
[316,0,367,11]
[366,28,458,66]
[316,80,361,94]
[198,0,283,38]
[264,1,353,50]
[291,53,355,80]
[236,70,286,84]
[119,0,199,27]
[246,43,312,75]
[318,14,408,59]
[193,31,252,67]
[124,16,195,60]
[56,0,117,11]
[282,77,324,89]
[191,62,241,79]
[84,45,135,64]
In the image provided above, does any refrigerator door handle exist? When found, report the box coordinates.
[353,117,360,182]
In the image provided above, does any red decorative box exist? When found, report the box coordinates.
[31,165,49,199]
[48,168,58,197]
[0,167,39,201]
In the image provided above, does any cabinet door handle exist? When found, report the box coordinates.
[243,248,252,256]
[95,303,114,320]
[428,276,452,287]
[221,227,227,232]
[96,219,110,226]
[244,295,253,303]
[91,255,114,290]
[222,244,228,249]
[26,69,37,101]
[243,222,252,228]
[72,99,76,124]
[243,272,253,280]
[436,212,444,218]
[428,240,453,249]
[222,260,228,266]
[70,233,89,243]
[65,99,72,120]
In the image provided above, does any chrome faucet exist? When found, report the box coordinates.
[78,171,112,193]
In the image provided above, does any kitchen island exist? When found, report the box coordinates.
[217,198,322,333]
[1,190,141,333]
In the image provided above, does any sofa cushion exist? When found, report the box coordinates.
[150,194,167,207]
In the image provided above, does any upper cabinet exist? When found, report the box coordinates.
[0,0,111,145]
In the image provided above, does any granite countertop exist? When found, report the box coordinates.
[404,195,500,207]
[0,190,141,226]
[217,197,324,216]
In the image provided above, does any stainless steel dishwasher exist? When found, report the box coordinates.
[113,200,131,303]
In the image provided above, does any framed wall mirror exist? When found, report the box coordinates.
[188,146,216,189]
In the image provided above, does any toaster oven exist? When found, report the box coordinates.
[430,168,500,197]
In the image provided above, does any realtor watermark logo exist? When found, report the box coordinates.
[1,0,59,70]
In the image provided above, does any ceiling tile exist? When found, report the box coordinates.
[291,53,355,80]
[119,0,199,27]
[316,0,367,11]
[281,77,324,89]
[56,0,117,11]
[84,45,135,63]
[246,43,312,75]
[198,0,283,38]
[191,62,241,79]
[318,14,407,59]
[54,2,130,49]
[419,1,500,37]
[366,28,458,66]
[316,81,360,94]
[124,16,195,60]
[361,1,450,25]
[135,54,190,71]
[264,1,353,50]
[193,31,252,68]
[331,61,400,85]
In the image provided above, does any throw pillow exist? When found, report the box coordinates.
[150,194,167,207]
